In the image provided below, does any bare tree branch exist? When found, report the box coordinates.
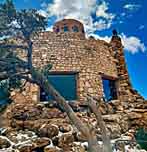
[87,94,112,152]
[0,71,29,81]
[0,44,28,50]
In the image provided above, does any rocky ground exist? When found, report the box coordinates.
[0,100,147,152]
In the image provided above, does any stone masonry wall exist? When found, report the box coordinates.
[110,35,145,103]
[25,31,118,103]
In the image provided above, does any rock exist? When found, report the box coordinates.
[59,124,72,133]
[18,145,32,152]
[107,123,121,139]
[73,132,87,142]
[6,130,37,144]
[39,124,59,138]
[32,137,51,148]
[58,133,74,148]
[72,143,85,152]
[44,146,63,152]
[119,119,129,133]
[103,114,121,123]
[128,112,142,119]
[41,108,65,119]
[11,119,24,129]
[0,136,11,149]
[115,141,125,152]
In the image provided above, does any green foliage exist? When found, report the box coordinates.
[135,128,147,150]
[0,0,16,36]
[16,9,47,39]
[0,0,49,104]
[0,0,47,38]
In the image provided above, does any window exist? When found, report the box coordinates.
[102,77,117,102]
[56,28,60,33]
[40,73,77,101]
[63,26,69,32]
[72,25,79,32]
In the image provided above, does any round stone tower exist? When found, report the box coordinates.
[53,19,85,36]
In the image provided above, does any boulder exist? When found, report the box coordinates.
[58,133,74,148]
[0,136,11,149]
[44,146,63,152]
[59,124,72,133]
[73,132,87,142]
[103,114,121,123]
[32,137,51,148]
[128,112,142,119]
[107,123,121,139]
[39,124,59,138]
[18,145,32,152]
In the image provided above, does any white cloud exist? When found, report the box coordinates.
[94,19,111,31]
[121,34,146,54]
[89,33,146,54]
[41,0,146,54]
[96,1,115,20]
[89,33,111,42]
[45,0,115,34]
[124,4,141,11]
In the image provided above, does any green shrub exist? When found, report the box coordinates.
[135,128,147,150]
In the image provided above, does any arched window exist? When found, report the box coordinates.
[72,25,79,32]
[56,27,60,33]
[56,28,60,33]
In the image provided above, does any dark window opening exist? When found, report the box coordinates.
[40,73,77,101]
[63,26,69,32]
[72,25,79,32]
[102,77,117,102]
[56,28,60,32]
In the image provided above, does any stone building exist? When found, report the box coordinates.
[11,19,144,105]
[3,20,147,152]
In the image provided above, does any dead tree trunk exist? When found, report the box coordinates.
[87,95,112,152]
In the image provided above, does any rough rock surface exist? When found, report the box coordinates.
[0,101,147,152]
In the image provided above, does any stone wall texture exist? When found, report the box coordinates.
[11,24,145,105]
[30,31,118,103]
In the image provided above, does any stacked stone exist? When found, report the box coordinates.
[110,35,145,103]
[30,31,118,102]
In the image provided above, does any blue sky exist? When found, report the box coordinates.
[1,0,147,99]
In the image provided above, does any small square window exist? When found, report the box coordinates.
[56,28,60,32]
[72,26,79,32]
[102,77,117,102]
[63,26,69,32]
